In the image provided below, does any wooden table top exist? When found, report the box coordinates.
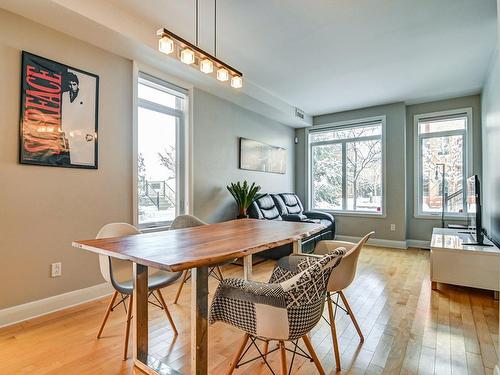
[72,218,325,272]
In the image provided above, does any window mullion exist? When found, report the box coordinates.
[462,134,467,214]
[342,141,347,211]
[138,99,184,118]
[418,137,423,215]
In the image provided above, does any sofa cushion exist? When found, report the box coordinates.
[274,193,304,215]
[258,194,276,210]
[255,194,282,220]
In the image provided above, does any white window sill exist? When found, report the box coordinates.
[413,214,466,221]
[312,209,386,219]
[140,225,170,233]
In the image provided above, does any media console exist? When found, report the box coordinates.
[430,227,500,298]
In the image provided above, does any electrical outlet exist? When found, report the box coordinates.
[390,224,396,231]
[51,262,62,277]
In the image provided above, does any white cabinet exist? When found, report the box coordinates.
[430,228,500,293]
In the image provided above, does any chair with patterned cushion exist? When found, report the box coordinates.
[314,231,374,371]
[95,223,180,360]
[209,248,346,374]
[171,215,231,304]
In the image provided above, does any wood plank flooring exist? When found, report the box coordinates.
[0,246,498,374]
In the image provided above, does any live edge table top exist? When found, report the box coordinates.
[72,219,325,272]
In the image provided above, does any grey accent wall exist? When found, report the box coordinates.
[296,102,407,242]
[0,10,133,309]
[296,96,482,244]
[481,48,500,246]
[191,88,295,223]
[405,95,482,241]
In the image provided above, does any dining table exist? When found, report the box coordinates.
[72,218,325,375]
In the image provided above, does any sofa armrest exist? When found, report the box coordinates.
[281,213,309,222]
[303,210,334,222]
[247,201,263,219]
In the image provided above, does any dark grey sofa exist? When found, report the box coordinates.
[248,193,335,258]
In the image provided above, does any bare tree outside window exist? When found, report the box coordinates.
[312,144,342,210]
[310,122,383,213]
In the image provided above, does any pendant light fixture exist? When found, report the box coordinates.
[157,0,243,88]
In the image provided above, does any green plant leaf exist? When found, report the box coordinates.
[226,180,262,212]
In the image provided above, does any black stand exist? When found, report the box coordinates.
[462,242,494,247]
[462,232,494,247]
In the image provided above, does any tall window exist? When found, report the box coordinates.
[309,119,384,214]
[415,109,471,217]
[136,73,187,228]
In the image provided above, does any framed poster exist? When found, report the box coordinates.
[19,51,99,168]
[239,137,286,174]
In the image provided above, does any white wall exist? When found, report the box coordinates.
[478,2,499,371]
[481,5,500,247]
[0,9,133,309]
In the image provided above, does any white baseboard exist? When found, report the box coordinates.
[335,235,408,249]
[0,282,113,329]
[406,239,431,249]
[335,235,431,250]
[494,365,500,375]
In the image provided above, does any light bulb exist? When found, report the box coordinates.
[217,68,229,82]
[158,36,174,54]
[230,75,243,88]
[180,48,195,64]
[200,58,214,74]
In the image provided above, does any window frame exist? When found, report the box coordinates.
[413,108,473,219]
[133,67,192,231]
[306,115,387,217]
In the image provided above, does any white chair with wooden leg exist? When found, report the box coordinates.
[210,248,346,374]
[170,215,231,304]
[95,223,181,360]
[314,231,374,372]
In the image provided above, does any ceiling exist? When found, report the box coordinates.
[1,0,497,123]
[107,0,498,116]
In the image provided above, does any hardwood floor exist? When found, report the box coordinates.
[0,246,498,374]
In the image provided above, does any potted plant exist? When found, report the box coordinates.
[227,181,262,219]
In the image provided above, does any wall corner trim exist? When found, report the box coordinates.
[406,239,431,249]
[0,282,113,329]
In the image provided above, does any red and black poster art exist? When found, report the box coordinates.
[19,51,99,168]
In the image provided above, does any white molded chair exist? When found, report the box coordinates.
[95,223,181,360]
[314,231,374,372]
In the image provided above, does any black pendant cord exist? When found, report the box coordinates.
[214,0,217,57]
[195,0,199,46]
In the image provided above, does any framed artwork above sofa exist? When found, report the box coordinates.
[239,137,286,174]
